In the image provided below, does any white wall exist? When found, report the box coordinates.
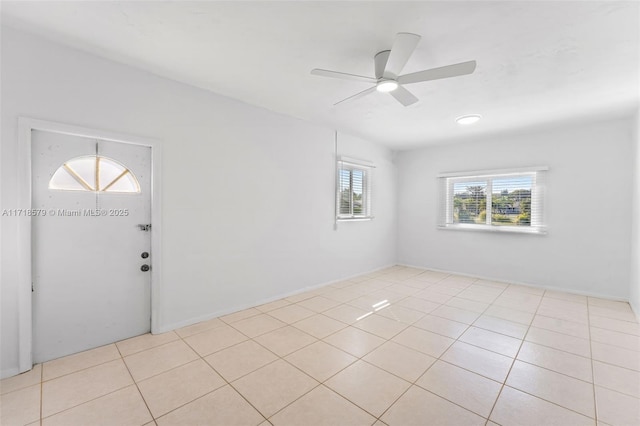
[0,27,397,377]
[630,108,640,316]
[396,117,635,299]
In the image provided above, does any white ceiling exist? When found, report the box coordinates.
[2,1,639,149]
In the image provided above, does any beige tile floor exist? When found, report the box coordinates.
[2,266,640,426]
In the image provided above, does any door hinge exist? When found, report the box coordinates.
[32,282,34,292]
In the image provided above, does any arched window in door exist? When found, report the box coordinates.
[49,155,140,193]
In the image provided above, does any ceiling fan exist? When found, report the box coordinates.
[311,32,476,106]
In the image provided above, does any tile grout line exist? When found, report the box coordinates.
[509,358,592,386]
[442,311,600,383]
[37,352,133,422]
[169,331,271,424]
[20,266,638,425]
[380,272,600,425]
[214,339,317,424]
[374,271,482,422]
[189,307,380,424]
[590,322,640,339]
[263,382,324,422]
[339,275,445,422]
[39,362,43,425]
[398,283,528,416]
[38,383,142,423]
[484,291,605,422]
[491,385,599,421]
[586,299,599,424]
[373,274,483,422]
[114,341,155,423]
[180,293,377,416]
[263,270,450,423]
[427,277,517,423]
[266,291,418,421]
[484,283,545,423]
[37,345,123,383]
[382,270,608,423]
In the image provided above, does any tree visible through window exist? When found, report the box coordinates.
[453,181,487,224]
[337,159,373,220]
[439,168,546,233]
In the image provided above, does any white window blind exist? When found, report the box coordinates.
[437,167,547,233]
[336,157,373,220]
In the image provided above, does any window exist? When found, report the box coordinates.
[49,155,140,193]
[438,167,547,233]
[336,157,373,220]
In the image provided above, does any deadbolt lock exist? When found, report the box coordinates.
[141,264,150,272]
[141,252,149,259]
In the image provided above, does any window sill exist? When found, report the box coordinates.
[438,224,547,235]
[337,216,374,222]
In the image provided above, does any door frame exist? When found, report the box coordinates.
[17,117,163,373]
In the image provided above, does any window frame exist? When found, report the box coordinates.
[49,155,141,194]
[336,157,374,221]
[438,166,547,234]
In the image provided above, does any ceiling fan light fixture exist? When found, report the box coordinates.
[456,114,482,125]
[311,32,477,107]
[376,80,399,93]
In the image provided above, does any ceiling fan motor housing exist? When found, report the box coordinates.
[310,32,476,107]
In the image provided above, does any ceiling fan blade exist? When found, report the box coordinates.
[334,86,377,106]
[374,50,390,79]
[398,60,477,85]
[383,33,421,78]
[311,68,377,83]
[390,86,419,106]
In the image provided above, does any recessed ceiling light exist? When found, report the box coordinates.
[376,80,399,93]
[456,114,482,125]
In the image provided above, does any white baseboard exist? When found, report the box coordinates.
[154,263,396,334]
[397,262,630,302]
[630,298,640,322]
[1,367,20,380]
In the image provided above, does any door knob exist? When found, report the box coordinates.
[141,264,150,272]
[141,252,149,259]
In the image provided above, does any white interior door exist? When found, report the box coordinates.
[31,130,152,363]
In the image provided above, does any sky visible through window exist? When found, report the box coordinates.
[339,169,364,195]
[452,175,533,227]
[339,168,365,216]
[453,181,486,194]
[492,176,533,193]
[453,176,532,194]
